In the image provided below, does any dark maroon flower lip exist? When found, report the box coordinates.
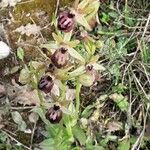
[45,105,63,124]
[87,65,93,71]
[38,75,54,94]
[85,65,100,84]
[51,47,69,68]
[46,63,56,73]
[57,10,75,32]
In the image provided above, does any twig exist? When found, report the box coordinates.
[141,13,150,40]
[139,62,150,85]
[133,73,148,99]
[1,130,31,150]
[131,103,150,150]
[11,106,34,110]
[18,0,34,5]
[113,22,150,29]
[30,122,37,149]
[116,0,149,21]
[126,69,132,136]
[55,0,60,16]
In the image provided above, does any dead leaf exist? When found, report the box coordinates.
[51,83,60,97]
[106,121,122,132]
[7,84,40,106]
[16,89,41,106]
[29,112,39,123]
[66,88,76,101]
[14,23,41,36]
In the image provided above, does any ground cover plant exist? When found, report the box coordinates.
[0,0,150,149]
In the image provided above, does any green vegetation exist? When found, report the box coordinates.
[0,0,150,149]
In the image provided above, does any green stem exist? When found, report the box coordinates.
[76,79,82,114]
[37,89,44,107]
[34,71,44,107]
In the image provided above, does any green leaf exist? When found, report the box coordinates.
[40,138,55,150]
[109,93,129,112]
[32,107,49,125]
[72,125,86,145]
[84,40,96,55]
[67,40,80,48]
[85,0,100,21]
[100,12,110,25]
[64,31,72,42]
[52,32,63,43]
[68,47,85,62]
[11,111,27,131]
[40,42,59,51]
[78,0,90,9]
[118,140,130,150]
[69,66,85,77]
[81,104,96,118]
[19,68,31,84]
[86,146,105,150]
[108,11,118,18]
[17,47,24,61]
[76,14,92,31]
[92,63,106,71]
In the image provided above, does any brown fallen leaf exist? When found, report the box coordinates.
[16,89,41,106]
[7,84,40,106]
[106,121,122,133]
[14,23,41,36]
[66,88,76,101]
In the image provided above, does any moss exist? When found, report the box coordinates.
[13,0,74,25]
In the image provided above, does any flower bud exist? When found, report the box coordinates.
[79,65,97,87]
[38,75,54,94]
[51,48,69,68]
[46,63,56,74]
[57,10,75,32]
[41,48,51,58]
[45,105,63,124]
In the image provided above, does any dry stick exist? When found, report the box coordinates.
[139,62,150,85]
[133,73,148,99]
[18,0,34,5]
[113,22,150,29]
[141,13,150,40]
[131,103,150,150]
[121,26,148,84]
[120,22,142,84]
[126,70,132,137]
[2,128,17,137]
[55,0,60,16]
[11,106,34,110]
[1,130,31,150]
[116,0,149,21]
[30,122,37,149]
[132,104,142,117]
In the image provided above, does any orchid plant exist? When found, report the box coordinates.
[18,0,104,148]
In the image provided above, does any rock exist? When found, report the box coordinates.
[0,41,10,59]
[0,84,6,98]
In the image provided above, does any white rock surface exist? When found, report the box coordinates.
[0,0,21,7]
[0,41,10,59]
